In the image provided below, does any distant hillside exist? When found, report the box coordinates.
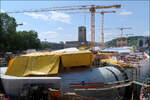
[105,36,146,47]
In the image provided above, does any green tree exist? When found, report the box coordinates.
[15,30,41,50]
[0,13,17,51]
[0,13,41,52]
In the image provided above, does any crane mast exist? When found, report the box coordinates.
[100,11,116,49]
[101,12,104,49]
[124,33,134,46]
[118,27,132,47]
[90,7,96,51]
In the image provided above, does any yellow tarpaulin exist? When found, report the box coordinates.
[5,53,60,77]
[60,51,94,68]
[23,55,60,76]
[101,59,120,66]
[5,50,94,77]
[5,56,28,76]
[101,59,133,67]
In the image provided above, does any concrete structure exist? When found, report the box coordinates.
[137,37,149,49]
[64,41,89,48]
[1,75,61,96]
[1,56,150,99]
[78,26,86,42]
[64,26,88,48]
[137,37,150,55]
[139,58,150,82]
[0,67,61,96]
[1,66,125,99]
[65,26,99,48]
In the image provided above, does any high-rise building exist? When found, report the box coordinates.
[65,26,99,48]
[78,26,86,42]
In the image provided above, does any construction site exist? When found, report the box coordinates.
[0,1,150,100]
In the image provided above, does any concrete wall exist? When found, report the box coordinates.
[1,74,61,96]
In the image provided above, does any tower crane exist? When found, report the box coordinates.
[100,11,116,49]
[6,4,121,51]
[113,33,133,47]
[64,11,117,49]
[124,33,134,46]
[118,27,132,47]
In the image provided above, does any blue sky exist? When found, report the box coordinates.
[1,1,149,43]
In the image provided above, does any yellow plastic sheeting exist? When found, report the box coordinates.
[22,51,56,56]
[5,55,60,77]
[98,53,114,56]
[5,50,94,76]
[101,59,120,66]
[6,57,16,72]
[23,55,59,76]
[5,56,28,76]
[101,59,133,67]
[78,46,89,50]
[117,62,133,67]
[61,51,94,68]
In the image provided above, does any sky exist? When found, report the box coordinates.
[0,1,149,43]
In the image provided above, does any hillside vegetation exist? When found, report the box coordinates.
[105,36,145,47]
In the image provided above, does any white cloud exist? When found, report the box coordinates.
[24,13,49,21]
[24,12,71,24]
[38,31,58,42]
[57,27,64,30]
[0,9,5,13]
[119,11,133,16]
[50,11,71,24]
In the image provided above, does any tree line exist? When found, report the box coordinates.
[0,13,48,52]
